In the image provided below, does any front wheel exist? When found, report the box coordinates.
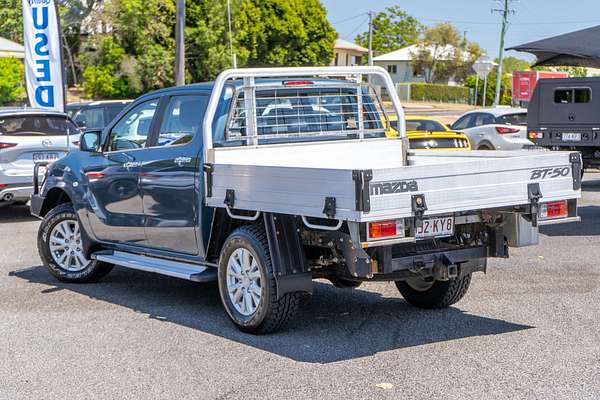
[218,225,301,334]
[395,274,472,309]
[38,203,113,282]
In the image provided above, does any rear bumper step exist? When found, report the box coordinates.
[93,251,217,282]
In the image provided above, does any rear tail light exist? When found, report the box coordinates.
[528,131,543,139]
[368,219,405,240]
[496,126,520,134]
[0,143,17,150]
[0,184,8,189]
[540,200,568,220]
[85,171,106,179]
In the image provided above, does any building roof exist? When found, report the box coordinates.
[334,39,368,54]
[0,36,24,58]
[373,44,458,62]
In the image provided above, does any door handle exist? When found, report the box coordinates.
[174,157,192,167]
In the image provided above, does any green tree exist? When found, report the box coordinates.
[534,65,588,77]
[411,23,483,84]
[0,57,25,105]
[0,0,23,43]
[464,69,512,106]
[236,0,336,68]
[355,6,421,53]
[498,56,530,74]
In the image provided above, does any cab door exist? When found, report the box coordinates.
[137,94,209,255]
[84,98,161,245]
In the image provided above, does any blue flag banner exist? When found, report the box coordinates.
[22,0,65,112]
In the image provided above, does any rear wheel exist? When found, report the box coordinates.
[477,144,493,150]
[218,225,301,334]
[38,203,113,282]
[395,274,472,309]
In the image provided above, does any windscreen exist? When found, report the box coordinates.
[0,115,78,136]
[227,85,386,144]
[497,113,527,126]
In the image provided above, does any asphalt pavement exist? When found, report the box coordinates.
[1,173,599,400]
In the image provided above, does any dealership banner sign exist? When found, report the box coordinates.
[22,0,65,111]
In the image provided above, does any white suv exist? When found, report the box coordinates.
[450,108,533,150]
[0,109,79,206]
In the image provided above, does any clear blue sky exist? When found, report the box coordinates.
[322,0,600,61]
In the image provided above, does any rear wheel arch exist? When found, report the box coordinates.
[477,140,494,150]
[40,188,72,217]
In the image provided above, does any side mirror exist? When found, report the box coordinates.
[80,130,101,152]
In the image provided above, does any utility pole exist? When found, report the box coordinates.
[174,0,185,86]
[227,0,237,68]
[367,11,374,66]
[492,0,515,106]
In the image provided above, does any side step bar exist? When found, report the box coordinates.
[93,251,217,282]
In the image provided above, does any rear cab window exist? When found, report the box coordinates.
[0,115,78,136]
[497,113,527,125]
[406,119,447,132]
[554,88,591,104]
[224,84,385,146]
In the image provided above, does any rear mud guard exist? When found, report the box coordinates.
[263,213,312,299]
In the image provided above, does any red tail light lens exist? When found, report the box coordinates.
[85,171,106,179]
[0,184,8,189]
[496,126,520,134]
[368,219,405,239]
[0,143,17,149]
[528,131,543,139]
[540,201,568,219]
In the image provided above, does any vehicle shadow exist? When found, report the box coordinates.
[541,205,600,237]
[11,265,532,364]
[0,203,38,223]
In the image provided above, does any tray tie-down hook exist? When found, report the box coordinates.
[527,183,543,227]
[411,194,428,228]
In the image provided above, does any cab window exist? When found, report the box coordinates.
[474,113,495,126]
[151,95,207,147]
[106,99,158,151]
[452,115,474,130]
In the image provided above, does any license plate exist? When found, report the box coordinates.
[33,152,59,162]
[416,216,454,240]
[562,133,581,141]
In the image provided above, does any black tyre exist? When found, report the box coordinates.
[330,276,362,289]
[38,203,113,283]
[395,274,472,309]
[218,225,301,334]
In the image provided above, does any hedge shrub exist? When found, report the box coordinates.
[0,57,25,105]
[407,83,470,103]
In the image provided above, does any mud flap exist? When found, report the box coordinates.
[263,213,312,299]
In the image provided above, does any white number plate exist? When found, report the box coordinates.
[416,216,455,240]
[562,133,581,141]
[33,152,59,162]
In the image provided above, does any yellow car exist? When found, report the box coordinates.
[387,116,471,150]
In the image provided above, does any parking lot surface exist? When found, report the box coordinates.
[1,174,599,400]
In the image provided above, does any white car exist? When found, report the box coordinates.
[0,109,79,206]
[450,107,533,150]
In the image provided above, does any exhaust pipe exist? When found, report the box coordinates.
[2,193,14,202]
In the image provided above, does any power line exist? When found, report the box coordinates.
[417,17,599,26]
[332,13,368,25]
[342,16,369,41]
